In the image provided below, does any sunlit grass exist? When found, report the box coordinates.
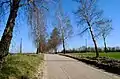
[0,54,44,79]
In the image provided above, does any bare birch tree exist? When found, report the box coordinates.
[74,0,106,57]
[96,19,112,53]
[56,1,73,54]
[28,6,48,54]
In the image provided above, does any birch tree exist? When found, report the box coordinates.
[74,0,106,57]
[56,1,73,54]
[28,7,47,54]
[96,19,112,53]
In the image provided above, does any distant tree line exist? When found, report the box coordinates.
[59,46,120,53]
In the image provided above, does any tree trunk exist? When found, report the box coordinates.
[40,45,43,53]
[103,35,107,53]
[62,39,66,54]
[0,0,20,59]
[87,22,99,58]
[20,38,22,53]
[36,42,40,54]
[36,47,39,54]
[55,48,57,54]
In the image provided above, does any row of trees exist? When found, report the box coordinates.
[35,1,73,54]
[35,0,112,57]
[62,46,120,53]
[0,0,113,65]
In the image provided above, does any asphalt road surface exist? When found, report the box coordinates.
[44,54,120,79]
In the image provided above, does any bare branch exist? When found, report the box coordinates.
[0,0,10,7]
[78,27,88,36]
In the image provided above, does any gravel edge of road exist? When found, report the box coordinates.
[42,54,48,79]
[34,61,44,79]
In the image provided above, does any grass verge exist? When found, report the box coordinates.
[0,53,44,79]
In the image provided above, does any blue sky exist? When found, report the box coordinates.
[1,0,120,53]
[61,0,120,50]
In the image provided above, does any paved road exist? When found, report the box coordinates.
[44,54,120,79]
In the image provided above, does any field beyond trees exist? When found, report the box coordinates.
[71,52,120,59]
[0,54,44,79]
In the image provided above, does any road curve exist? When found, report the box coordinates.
[44,54,120,79]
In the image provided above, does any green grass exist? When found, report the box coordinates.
[0,53,44,79]
[71,52,120,59]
